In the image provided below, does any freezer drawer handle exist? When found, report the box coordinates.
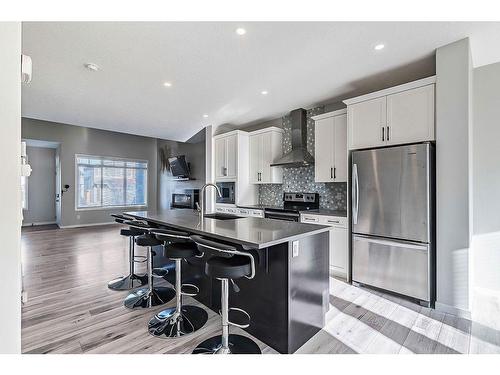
[353,235,428,251]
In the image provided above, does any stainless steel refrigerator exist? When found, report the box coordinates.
[351,143,435,305]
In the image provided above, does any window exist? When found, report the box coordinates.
[76,155,148,210]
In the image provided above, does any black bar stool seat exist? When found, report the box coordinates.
[205,256,252,280]
[107,214,148,291]
[135,234,162,247]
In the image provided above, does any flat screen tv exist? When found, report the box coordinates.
[168,155,190,178]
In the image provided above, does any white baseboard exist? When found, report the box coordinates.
[22,221,57,227]
[435,301,471,319]
[59,222,119,229]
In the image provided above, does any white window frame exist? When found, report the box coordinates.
[75,154,148,211]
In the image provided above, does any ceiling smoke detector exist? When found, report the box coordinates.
[84,63,100,71]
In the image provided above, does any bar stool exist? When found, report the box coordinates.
[147,228,208,338]
[107,214,148,291]
[190,235,261,354]
[122,220,176,309]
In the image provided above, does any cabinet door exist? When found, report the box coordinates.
[330,226,348,277]
[225,135,237,179]
[348,97,386,149]
[386,84,435,145]
[333,114,347,182]
[249,134,262,183]
[260,133,273,183]
[314,117,335,182]
[215,137,227,179]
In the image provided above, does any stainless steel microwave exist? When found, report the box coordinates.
[171,189,199,209]
[215,182,235,204]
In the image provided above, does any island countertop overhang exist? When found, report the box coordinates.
[125,210,330,249]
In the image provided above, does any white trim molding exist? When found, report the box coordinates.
[58,222,120,229]
[435,301,471,319]
[22,221,57,227]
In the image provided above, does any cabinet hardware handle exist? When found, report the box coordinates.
[334,167,336,179]
[330,167,333,179]
[382,126,385,141]
[387,126,390,141]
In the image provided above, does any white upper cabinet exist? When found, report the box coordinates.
[348,97,387,149]
[215,133,237,179]
[386,84,435,145]
[249,127,283,184]
[313,110,347,183]
[344,76,436,150]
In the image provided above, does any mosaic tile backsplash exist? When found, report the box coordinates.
[258,107,348,211]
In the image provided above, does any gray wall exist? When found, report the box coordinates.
[157,130,206,210]
[435,38,473,315]
[22,118,158,227]
[0,21,21,354]
[22,146,56,225]
[473,62,500,236]
[471,61,500,329]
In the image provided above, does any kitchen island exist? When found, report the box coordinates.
[126,210,330,354]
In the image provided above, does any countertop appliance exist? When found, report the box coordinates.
[171,189,199,209]
[215,181,235,204]
[264,192,320,221]
[351,142,435,306]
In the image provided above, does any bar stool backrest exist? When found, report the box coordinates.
[190,235,255,279]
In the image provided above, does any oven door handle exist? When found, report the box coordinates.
[264,211,300,218]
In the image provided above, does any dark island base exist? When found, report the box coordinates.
[155,231,329,354]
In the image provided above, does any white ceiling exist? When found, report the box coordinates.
[22,22,500,141]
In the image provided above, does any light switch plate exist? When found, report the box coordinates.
[292,241,299,257]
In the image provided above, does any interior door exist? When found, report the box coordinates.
[386,84,435,144]
[215,137,226,179]
[314,116,334,182]
[249,134,261,183]
[225,135,237,178]
[352,144,430,242]
[348,97,386,149]
[333,114,347,181]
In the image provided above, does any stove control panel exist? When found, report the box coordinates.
[283,192,319,203]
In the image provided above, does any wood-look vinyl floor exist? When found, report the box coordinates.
[21,225,500,354]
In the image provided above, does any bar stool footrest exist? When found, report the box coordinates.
[227,307,250,329]
[133,255,147,263]
[180,283,199,297]
[152,268,169,278]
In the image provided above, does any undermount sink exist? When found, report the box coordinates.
[203,213,243,220]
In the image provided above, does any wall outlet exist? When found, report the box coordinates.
[292,241,299,257]
[76,214,80,220]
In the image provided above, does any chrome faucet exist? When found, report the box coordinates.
[199,183,222,220]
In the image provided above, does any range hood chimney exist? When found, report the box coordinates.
[270,108,314,168]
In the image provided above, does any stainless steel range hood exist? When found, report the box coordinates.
[270,108,314,168]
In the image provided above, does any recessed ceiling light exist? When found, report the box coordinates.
[261,90,268,95]
[374,44,385,51]
[235,28,246,36]
[84,63,100,71]
[163,82,172,87]
[203,114,209,118]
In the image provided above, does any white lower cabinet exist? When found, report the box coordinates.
[216,205,264,218]
[300,213,348,279]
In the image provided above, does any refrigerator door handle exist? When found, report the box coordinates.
[353,234,429,251]
[352,163,359,224]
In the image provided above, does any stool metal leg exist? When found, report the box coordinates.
[124,246,175,309]
[148,259,208,338]
[108,236,147,291]
[193,278,261,354]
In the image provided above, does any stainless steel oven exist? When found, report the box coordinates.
[264,209,300,222]
[215,182,235,204]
